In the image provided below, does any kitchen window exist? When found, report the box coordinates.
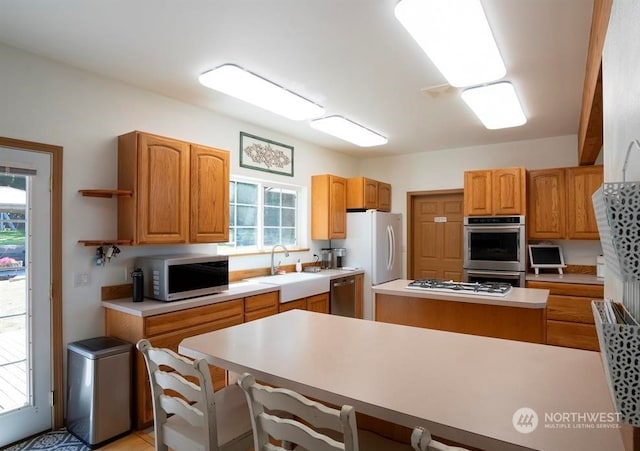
[220,178,301,253]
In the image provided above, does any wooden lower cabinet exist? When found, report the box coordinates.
[375,293,545,344]
[526,281,603,351]
[105,298,244,429]
[245,291,279,322]
[278,292,330,314]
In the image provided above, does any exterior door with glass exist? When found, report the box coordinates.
[0,148,52,447]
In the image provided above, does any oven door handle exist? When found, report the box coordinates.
[466,270,522,278]
[465,226,523,232]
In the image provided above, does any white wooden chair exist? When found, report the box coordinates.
[411,426,470,451]
[136,339,253,451]
[238,372,359,451]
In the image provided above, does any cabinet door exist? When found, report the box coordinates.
[464,170,492,216]
[354,274,363,319]
[311,175,347,240]
[306,293,329,314]
[492,167,526,215]
[245,291,279,322]
[566,166,603,239]
[279,298,306,312]
[136,133,190,244]
[527,168,566,239]
[190,144,230,243]
[378,182,392,212]
[347,177,378,210]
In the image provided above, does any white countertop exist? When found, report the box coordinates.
[526,272,604,285]
[101,268,364,317]
[372,279,548,309]
[180,310,624,451]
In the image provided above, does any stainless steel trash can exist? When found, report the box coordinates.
[67,336,132,448]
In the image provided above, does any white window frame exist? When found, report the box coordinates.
[220,176,306,254]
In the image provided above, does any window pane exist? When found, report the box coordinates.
[264,189,281,206]
[237,182,257,205]
[229,205,235,226]
[281,228,296,245]
[282,192,296,208]
[282,208,295,227]
[264,228,280,246]
[237,205,257,226]
[264,206,280,227]
[237,228,257,246]
[229,181,236,203]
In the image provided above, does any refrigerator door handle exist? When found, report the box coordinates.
[387,225,395,270]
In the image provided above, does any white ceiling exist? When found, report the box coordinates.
[0,0,593,158]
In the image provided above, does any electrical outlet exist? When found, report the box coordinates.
[73,272,91,287]
[124,267,131,282]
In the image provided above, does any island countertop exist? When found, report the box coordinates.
[372,279,549,309]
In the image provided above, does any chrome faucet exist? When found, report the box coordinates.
[270,244,290,275]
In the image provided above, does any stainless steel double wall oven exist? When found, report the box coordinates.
[463,215,526,287]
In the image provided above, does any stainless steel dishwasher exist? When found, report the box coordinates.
[330,275,356,317]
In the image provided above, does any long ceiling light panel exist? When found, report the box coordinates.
[199,64,324,120]
[310,116,388,147]
[461,82,527,129]
[394,0,506,87]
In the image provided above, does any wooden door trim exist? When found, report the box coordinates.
[406,189,463,279]
[0,137,63,428]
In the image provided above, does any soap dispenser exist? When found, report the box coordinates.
[296,258,302,273]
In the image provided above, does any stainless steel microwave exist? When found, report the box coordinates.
[135,254,228,302]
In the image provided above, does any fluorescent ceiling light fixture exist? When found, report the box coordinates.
[310,116,388,147]
[460,82,527,129]
[199,64,324,120]
[395,0,506,87]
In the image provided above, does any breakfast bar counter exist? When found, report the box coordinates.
[373,279,549,343]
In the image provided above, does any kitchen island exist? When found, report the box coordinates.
[373,279,549,343]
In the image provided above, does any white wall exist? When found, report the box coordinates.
[0,42,357,347]
[603,0,640,304]
[359,134,603,266]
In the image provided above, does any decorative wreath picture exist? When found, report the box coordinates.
[240,132,294,176]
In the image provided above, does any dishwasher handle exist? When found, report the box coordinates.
[332,278,355,288]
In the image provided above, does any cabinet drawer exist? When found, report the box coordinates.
[546,320,599,351]
[145,299,243,336]
[547,296,600,323]
[526,281,603,298]
[245,291,279,321]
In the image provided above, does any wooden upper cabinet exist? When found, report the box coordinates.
[378,182,392,212]
[346,177,392,212]
[527,165,602,240]
[347,177,378,210]
[492,167,526,215]
[118,131,229,244]
[190,144,229,243]
[527,168,566,239]
[312,174,347,240]
[566,165,603,239]
[464,170,492,216]
[464,168,525,216]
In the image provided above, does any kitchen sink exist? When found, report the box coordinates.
[249,272,329,302]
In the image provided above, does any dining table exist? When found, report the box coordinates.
[179,309,627,451]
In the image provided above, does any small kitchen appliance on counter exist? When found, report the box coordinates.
[407,279,513,297]
[320,248,332,269]
[332,248,346,268]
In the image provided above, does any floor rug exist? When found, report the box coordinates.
[3,429,89,451]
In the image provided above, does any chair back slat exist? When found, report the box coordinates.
[147,346,204,379]
[155,369,202,402]
[258,413,346,451]
[159,394,206,427]
[238,373,359,451]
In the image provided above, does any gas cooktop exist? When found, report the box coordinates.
[406,279,513,297]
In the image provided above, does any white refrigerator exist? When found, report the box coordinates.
[340,210,403,320]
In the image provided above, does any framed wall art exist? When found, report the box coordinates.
[239,132,294,177]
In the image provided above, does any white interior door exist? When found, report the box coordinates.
[0,148,52,447]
